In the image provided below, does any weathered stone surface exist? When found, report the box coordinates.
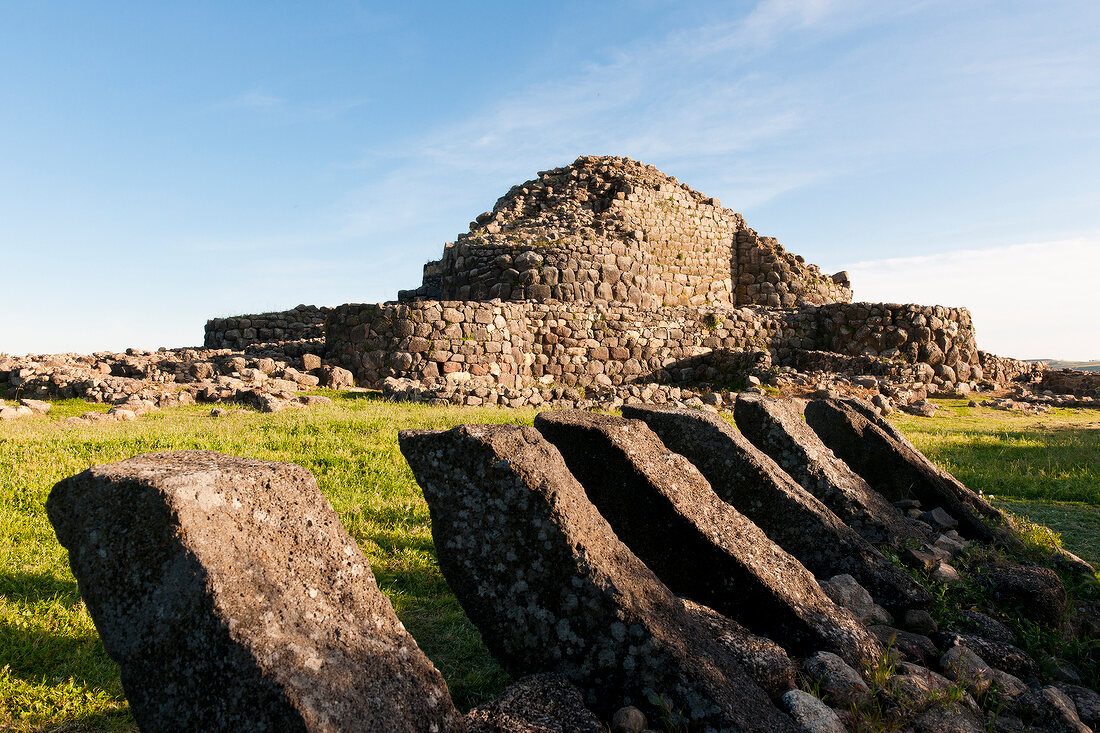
[733,394,928,547]
[955,609,1016,644]
[318,365,354,389]
[982,563,1068,629]
[1017,686,1091,733]
[1055,684,1100,729]
[907,702,986,733]
[610,705,647,733]
[621,405,930,614]
[867,625,939,666]
[940,645,993,697]
[801,652,869,708]
[932,632,1039,680]
[47,450,461,732]
[464,674,604,733]
[534,409,881,668]
[804,398,1016,547]
[683,597,797,697]
[779,690,846,733]
[399,423,799,732]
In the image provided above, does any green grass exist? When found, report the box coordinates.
[0,393,536,731]
[0,393,1097,729]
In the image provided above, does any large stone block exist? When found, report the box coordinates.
[733,394,929,547]
[622,404,931,615]
[47,451,461,733]
[804,398,1018,547]
[399,424,800,732]
[534,409,881,668]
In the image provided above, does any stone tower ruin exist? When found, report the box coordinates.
[400,155,851,308]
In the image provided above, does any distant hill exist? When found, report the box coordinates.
[1028,359,1100,372]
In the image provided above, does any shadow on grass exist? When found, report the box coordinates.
[0,571,80,606]
[917,426,1100,504]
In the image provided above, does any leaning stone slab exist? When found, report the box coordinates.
[399,424,800,733]
[47,450,462,733]
[804,398,1018,547]
[534,409,881,668]
[733,394,929,547]
[622,405,931,615]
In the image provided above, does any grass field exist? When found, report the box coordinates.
[0,393,1097,730]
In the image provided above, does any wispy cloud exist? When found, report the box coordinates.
[234,90,283,108]
[846,235,1100,360]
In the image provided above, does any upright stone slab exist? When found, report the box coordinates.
[399,424,800,733]
[47,451,462,733]
[804,398,1015,546]
[733,394,929,547]
[622,404,931,614]
[534,409,881,668]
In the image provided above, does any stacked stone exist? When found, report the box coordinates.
[815,304,981,387]
[403,155,850,309]
[204,304,330,350]
[0,349,352,419]
[1039,368,1100,397]
[978,351,1046,385]
[326,299,984,397]
[734,228,851,307]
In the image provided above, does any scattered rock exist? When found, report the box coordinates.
[47,451,462,732]
[610,705,647,733]
[983,563,1068,629]
[955,610,1016,644]
[903,609,938,636]
[868,625,939,666]
[940,645,993,697]
[780,689,846,733]
[1054,684,1100,729]
[933,632,1039,680]
[801,651,870,708]
[1016,686,1090,733]
[465,674,604,733]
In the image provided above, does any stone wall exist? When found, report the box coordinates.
[204,305,329,351]
[977,352,1045,385]
[401,156,851,309]
[326,300,977,392]
[1040,368,1100,396]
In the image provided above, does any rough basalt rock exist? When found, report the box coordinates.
[399,423,800,732]
[809,400,1012,548]
[682,597,797,697]
[621,404,931,615]
[534,409,881,668]
[804,398,1016,547]
[733,394,928,547]
[464,674,604,733]
[981,563,1068,629]
[46,451,461,733]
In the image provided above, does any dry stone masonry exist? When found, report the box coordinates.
[178,154,1100,413]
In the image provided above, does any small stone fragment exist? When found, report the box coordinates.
[779,690,846,733]
[465,674,604,733]
[940,645,993,697]
[801,651,870,708]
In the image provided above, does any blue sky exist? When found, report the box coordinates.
[2,1,1098,359]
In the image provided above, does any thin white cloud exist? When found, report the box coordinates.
[846,235,1100,361]
[234,91,283,108]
